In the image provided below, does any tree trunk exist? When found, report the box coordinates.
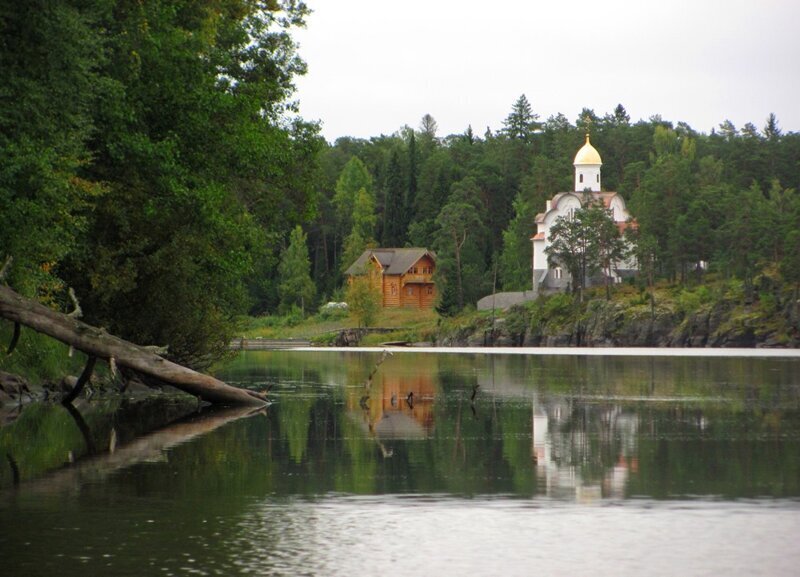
[0,285,267,406]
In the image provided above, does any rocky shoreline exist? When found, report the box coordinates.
[437,289,800,349]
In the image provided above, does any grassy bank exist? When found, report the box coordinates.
[237,307,442,345]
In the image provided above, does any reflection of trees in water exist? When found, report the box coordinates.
[30,351,783,500]
[0,397,227,490]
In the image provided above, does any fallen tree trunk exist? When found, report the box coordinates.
[0,285,267,406]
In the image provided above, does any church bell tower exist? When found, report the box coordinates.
[573,134,602,192]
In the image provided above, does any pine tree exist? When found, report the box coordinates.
[502,94,540,142]
[613,103,630,125]
[420,114,438,138]
[545,199,624,302]
[434,177,488,311]
[407,130,418,222]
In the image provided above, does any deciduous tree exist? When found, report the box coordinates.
[345,273,381,328]
[278,226,316,316]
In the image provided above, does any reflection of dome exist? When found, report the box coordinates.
[573,134,602,166]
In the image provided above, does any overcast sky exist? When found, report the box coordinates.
[291,0,800,142]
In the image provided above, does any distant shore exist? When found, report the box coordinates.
[240,345,800,359]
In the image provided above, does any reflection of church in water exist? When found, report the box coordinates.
[531,396,639,500]
[348,355,644,501]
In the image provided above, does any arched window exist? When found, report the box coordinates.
[579,174,584,183]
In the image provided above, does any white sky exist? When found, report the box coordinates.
[292,0,800,142]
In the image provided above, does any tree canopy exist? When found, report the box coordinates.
[1,0,320,366]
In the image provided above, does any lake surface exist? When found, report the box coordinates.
[2,349,800,576]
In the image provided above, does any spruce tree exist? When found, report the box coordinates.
[382,149,406,246]
[502,94,540,142]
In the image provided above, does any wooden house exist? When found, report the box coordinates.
[344,248,437,309]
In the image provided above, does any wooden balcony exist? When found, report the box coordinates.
[402,274,434,285]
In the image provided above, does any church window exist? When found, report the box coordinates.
[579,174,584,183]
[554,268,563,280]
[596,174,600,183]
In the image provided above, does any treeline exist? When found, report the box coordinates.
[1,0,321,366]
[301,96,800,312]
[3,2,799,367]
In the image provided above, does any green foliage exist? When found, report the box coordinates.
[545,198,625,301]
[278,226,316,315]
[0,323,85,385]
[333,157,373,234]
[503,304,530,342]
[434,177,489,312]
[345,275,381,328]
[0,0,106,297]
[315,305,349,322]
[499,193,535,291]
[1,0,320,368]
[381,148,407,246]
[780,230,800,287]
[527,292,579,332]
[675,285,713,315]
[502,94,540,142]
[541,292,578,320]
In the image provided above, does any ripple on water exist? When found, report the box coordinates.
[212,496,800,577]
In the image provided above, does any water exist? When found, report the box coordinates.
[2,349,800,576]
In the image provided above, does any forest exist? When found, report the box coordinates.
[309,101,800,316]
[2,0,799,369]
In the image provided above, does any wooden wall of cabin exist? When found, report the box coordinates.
[399,282,436,308]
[383,275,401,307]
[419,283,436,308]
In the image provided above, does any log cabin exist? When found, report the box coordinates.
[344,248,437,309]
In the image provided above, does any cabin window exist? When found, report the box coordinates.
[391,284,397,295]
[427,285,433,295]
[407,287,413,296]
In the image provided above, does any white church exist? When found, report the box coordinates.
[530,135,637,294]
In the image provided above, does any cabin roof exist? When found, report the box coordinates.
[345,248,436,276]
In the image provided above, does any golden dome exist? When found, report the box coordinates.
[573,134,602,165]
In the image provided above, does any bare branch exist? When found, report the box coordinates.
[67,288,82,319]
